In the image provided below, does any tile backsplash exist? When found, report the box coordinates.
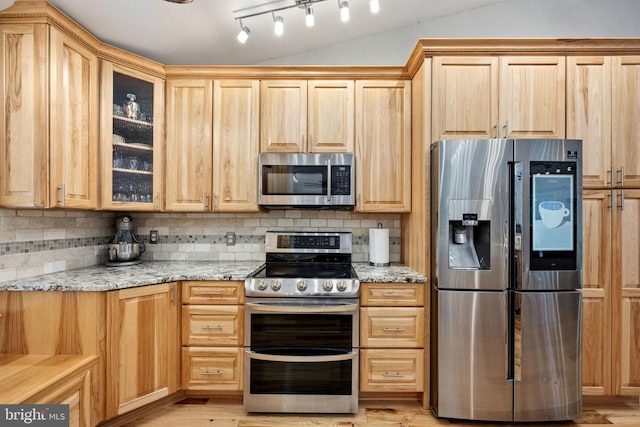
[0,208,401,281]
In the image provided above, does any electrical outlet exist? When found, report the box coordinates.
[149,230,159,244]
[225,232,236,246]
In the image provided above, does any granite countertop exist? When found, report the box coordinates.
[0,261,426,292]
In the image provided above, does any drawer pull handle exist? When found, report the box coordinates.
[382,293,404,297]
[202,370,222,376]
[202,325,223,330]
[383,372,404,378]
[383,327,405,332]
[202,291,224,295]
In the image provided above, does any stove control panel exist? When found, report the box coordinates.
[245,276,360,297]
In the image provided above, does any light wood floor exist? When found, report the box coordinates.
[121,396,640,427]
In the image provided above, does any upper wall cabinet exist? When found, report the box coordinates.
[432,56,565,142]
[260,79,354,153]
[355,80,411,212]
[0,24,99,209]
[165,79,213,212]
[165,78,259,212]
[100,62,164,211]
[567,56,640,189]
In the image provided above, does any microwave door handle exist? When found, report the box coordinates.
[327,158,332,202]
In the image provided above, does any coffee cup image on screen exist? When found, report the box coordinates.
[539,201,570,229]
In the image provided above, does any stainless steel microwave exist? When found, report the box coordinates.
[258,153,355,209]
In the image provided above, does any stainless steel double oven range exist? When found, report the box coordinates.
[244,231,360,414]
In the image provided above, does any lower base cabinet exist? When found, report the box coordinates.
[181,281,244,392]
[182,347,243,391]
[106,283,180,417]
[359,283,425,394]
[360,349,424,392]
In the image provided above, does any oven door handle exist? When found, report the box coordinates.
[245,302,358,314]
[246,350,358,363]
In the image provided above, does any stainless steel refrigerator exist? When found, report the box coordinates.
[430,139,582,422]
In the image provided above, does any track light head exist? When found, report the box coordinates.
[305,7,314,27]
[237,19,250,43]
[339,1,349,22]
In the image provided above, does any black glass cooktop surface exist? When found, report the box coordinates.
[252,262,356,279]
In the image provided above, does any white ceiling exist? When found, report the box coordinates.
[0,0,503,65]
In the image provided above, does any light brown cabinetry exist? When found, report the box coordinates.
[0,291,106,425]
[106,283,180,417]
[359,283,424,393]
[432,56,565,141]
[355,80,411,212]
[582,189,640,397]
[568,56,640,188]
[165,79,259,212]
[181,281,244,391]
[100,62,164,211]
[0,354,96,427]
[0,23,98,209]
[568,56,640,397]
[260,79,354,153]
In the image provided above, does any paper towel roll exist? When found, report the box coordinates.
[369,227,390,266]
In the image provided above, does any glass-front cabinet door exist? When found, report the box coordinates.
[100,62,164,210]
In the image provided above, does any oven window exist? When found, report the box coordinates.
[250,358,353,395]
[250,313,353,351]
[261,165,327,195]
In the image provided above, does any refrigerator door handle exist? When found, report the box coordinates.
[513,293,522,382]
[512,162,523,291]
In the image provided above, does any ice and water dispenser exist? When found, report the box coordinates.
[448,200,491,270]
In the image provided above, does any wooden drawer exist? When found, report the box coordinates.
[182,281,244,305]
[182,305,243,346]
[360,307,424,348]
[181,347,243,391]
[360,283,424,307]
[360,349,424,392]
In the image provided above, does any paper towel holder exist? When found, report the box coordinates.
[369,223,390,267]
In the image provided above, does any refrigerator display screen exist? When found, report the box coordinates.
[531,174,574,251]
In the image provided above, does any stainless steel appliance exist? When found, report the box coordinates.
[106,215,145,266]
[244,231,360,413]
[258,153,354,209]
[430,139,583,422]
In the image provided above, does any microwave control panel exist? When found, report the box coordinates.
[331,166,351,195]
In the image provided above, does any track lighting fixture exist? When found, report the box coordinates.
[237,19,250,43]
[305,7,314,27]
[232,0,382,43]
[339,1,349,22]
[273,13,284,36]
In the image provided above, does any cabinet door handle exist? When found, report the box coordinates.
[309,134,313,150]
[503,121,509,138]
[618,190,625,211]
[213,192,218,209]
[493,122,499,138]
[58,183,65,207]
[202,325,223,330]
[382,372,404,378]
[607,167,613,186]
[617,166,625,187]
[383,327,405,332]
[155,193,160,210]
[301,135,305,151]
[608,191,616,211]
[171,285,176,306]
[203,193,209,209]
